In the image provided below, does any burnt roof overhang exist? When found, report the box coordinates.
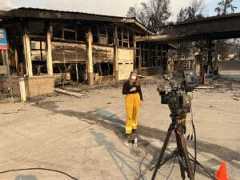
[4,7,152,34]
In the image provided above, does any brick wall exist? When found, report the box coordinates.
[0,76,21,96]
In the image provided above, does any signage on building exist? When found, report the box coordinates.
[0,29,8,50]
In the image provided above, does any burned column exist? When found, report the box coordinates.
[137,43,142,73]
[133,34,138,71]
[207,40,213,75]
[47,25,53,76]
[87,28,94,85]
[23,31,33,77]
[113,25,119,81]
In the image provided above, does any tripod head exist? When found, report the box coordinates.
[157,70,198,122]
[158,82,191,119]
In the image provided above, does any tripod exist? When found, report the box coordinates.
[151,113,196,180]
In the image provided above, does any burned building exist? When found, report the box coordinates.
[136,40,176,75]
[0,8,153,98]
[2,7,240,99]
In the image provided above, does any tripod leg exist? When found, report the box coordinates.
[180,136,195,180]
[178,159,186,180]
[176,133,187,180]
[176,129,195,180]
[188,155,216,180]
[158,149,178,167]
[151,124,174,180]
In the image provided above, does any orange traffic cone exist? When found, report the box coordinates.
[215,161,229,180]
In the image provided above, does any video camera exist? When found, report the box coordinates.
[158,70,198,116]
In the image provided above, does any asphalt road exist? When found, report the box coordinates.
[0,79,239,180]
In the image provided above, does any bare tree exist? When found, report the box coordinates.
[176,0,205,57]
[177,0,205,23]
[126,7,137,18]
[127,0,171,33]
[177,9,188,23]
[215,0,237,15]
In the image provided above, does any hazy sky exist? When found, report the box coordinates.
[1,0,240,21]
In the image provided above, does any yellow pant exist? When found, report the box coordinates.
[125,93,141,134]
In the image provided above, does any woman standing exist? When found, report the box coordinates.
[122,71,143,143]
